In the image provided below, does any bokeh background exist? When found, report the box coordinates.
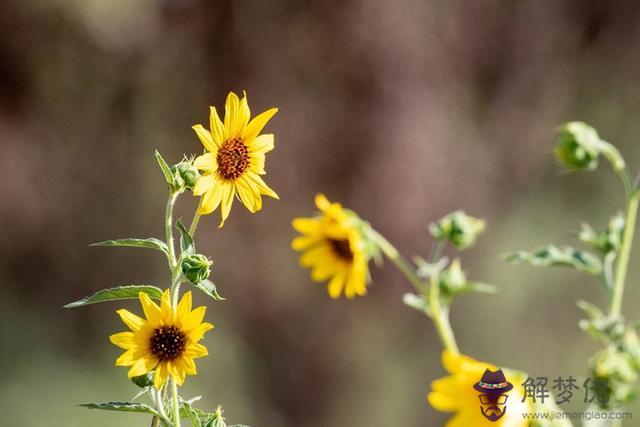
[2,0,640,425]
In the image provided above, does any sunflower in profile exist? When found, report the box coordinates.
[192,91,279,227]
[110,290,213,389]
[428,351,531,427]
[292,194,370,299]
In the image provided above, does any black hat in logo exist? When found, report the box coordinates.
[473,369,513,396]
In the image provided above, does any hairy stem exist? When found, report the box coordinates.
[165,192,179,268]
[171,379,181,427]
[189,211,202,238]
[429,273,459,355]
[611,191,639,316]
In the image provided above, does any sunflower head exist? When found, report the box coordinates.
[192,91,279,227]
[110,290,214,389]
[292,194,372,299]
[428,351,531,427]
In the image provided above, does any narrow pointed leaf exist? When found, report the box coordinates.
[193,279,225,301]
[64,285,163,308]
[90,238,168,254]
[503,245,602,276]
[155,150,175,187]
[79,401,160,417]
[177,220,195,256]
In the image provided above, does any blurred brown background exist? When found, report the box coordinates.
[2,0,640,426]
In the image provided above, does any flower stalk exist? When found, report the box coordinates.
[611,190,639,316]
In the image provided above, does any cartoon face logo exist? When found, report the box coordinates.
[473,369,513,422]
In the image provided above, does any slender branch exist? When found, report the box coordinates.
[189,211,202,238]
[368,228,428,294]
[165,192,179,268]
[610,191,640,316]
[429,273,459,355]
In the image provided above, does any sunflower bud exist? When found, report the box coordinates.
[181,254,212,284]
[171,160,201,191]
[131,371,154,388]
[554,121,604,171]
[429,210,485,250]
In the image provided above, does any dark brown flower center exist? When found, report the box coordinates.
[217,138,249,180]
[328,238,353,261]
[150,326,186,361]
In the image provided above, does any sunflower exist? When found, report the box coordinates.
[192,91,279,227]
[428,351,531,427]
[292,194,370,299]
[110,290,213,389]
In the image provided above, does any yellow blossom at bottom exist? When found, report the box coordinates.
[428,351,532,427]
[110,290,214,389]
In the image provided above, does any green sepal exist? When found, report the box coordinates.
[177,220,196,256]
[131,372,154,388]
[64,285,163,308]
[90,238,169,255]
[577,300,624,342]
[79,401,161,417]
[503,245,603,276]
[155,150,176,189]
[192,279,225,301]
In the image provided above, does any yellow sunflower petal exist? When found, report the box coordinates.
[249,133,274,154]
[315,193,331,211]
[224,91,249,140]
[427,390,459,412]
[291,235,317,251]
[245,173,278,199]
[115,348,139,366]
[181,306,207,332]
[193,174,216,196]
[109,332,136,349]
[160,289,173,324]
[242,108,278,142]
[154,362,169,389]
[218,182,235,228]
[176,291,193,320]
[198,183,224,215]
[194,153,218,173]
[116,309,146,332]
[179,356,197,375]
[188,322,214,342]
[139,292,162,328]
[327,270,346,299]
[192,124,217,153]
[127,355,157,378]
[209,106,225,147]
[292,218,322,235]
[185,342,209,358]
[235,178,258,213]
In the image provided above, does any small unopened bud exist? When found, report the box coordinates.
[181,254,212,284]
[171,161,201,191]
[429,210,485,250]
[131,372,154,388]
[554,122,602,171]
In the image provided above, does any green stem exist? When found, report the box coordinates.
[368,228,427,294]
[368,228,459,354]
[610,191,639,316]
[165,192,179,268]
[188,211,202,238]
[429,273,459,355]
[171,379,181,427]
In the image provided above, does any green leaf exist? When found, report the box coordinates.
[192,279,225,301]
[155,150,175,188]
[64,285,163,308]
[503,245,603,276]
[79,401,160,417]
[177,220,195,256]
[90,238,168,255]
[181,401,203,427]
